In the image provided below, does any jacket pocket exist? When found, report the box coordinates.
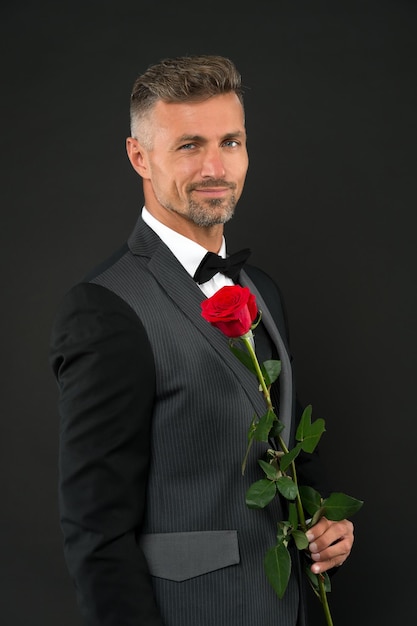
[140,530,240,582]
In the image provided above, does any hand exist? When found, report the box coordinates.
[306,517,354,574]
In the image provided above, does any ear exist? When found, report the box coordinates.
[126,137,150,179]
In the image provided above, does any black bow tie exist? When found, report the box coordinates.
[193,248,251,284]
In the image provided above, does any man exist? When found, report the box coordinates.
[50,55,354,626]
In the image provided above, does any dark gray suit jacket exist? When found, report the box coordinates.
[50,216,328,626]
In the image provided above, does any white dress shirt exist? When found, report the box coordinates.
[141,206,235,298]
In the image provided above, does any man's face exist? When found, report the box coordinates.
[133,92,248,229]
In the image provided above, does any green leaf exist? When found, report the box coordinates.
[264,543,292,599]
[300,418,326,453]
[269,418,285,437]
[296,405,326,453]
[292,530,309,550]
[322,492,364,520]
[305,566,332,595]
[322,571,331,593]
[280,443,302,472]
[276,476,298,500]
[276,520,292,543]
[258,459,280,481]
[245,479,277,509]
[229,343,256,374]
[299,485,323,517]
[253,409,276,442]
[261,359,281,386]
[244,415,257,447]
[310,506,325,526]
[295,404,313,441]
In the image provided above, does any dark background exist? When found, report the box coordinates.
[2,1,416,624]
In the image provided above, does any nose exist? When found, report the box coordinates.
[200,147,226,179]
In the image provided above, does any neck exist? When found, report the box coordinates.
[144,203,224,253]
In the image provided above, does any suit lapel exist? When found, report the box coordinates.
[127,217,268,418]
[239,270,293,447]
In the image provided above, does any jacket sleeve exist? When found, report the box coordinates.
[49,282,163,626]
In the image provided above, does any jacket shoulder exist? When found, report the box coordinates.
[82,242,130,282]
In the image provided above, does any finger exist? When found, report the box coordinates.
[311,555,345,574]
[308,519,354,552]
[309,537,352,573]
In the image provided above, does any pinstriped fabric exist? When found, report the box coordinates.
[89,217,305,626]
[240,271,293,448]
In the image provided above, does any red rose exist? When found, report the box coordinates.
[201,285,258,338]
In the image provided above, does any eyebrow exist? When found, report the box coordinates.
[176,130,246,144]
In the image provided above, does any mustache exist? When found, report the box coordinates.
[187,179,236,191]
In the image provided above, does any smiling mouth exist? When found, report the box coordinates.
[188,179,235,190]
[194,187,229,194]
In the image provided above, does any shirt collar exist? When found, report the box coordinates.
[141,206,227,279]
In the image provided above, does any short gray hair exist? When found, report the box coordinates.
[129,54,244,146]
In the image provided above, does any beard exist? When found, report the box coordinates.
[185,194,237,227]
[163,179,238,227]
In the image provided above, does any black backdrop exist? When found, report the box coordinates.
[2,1,416,625]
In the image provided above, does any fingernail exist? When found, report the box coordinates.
[306,532,314,542]
[309,542,318,553]
[312,564,320,574]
